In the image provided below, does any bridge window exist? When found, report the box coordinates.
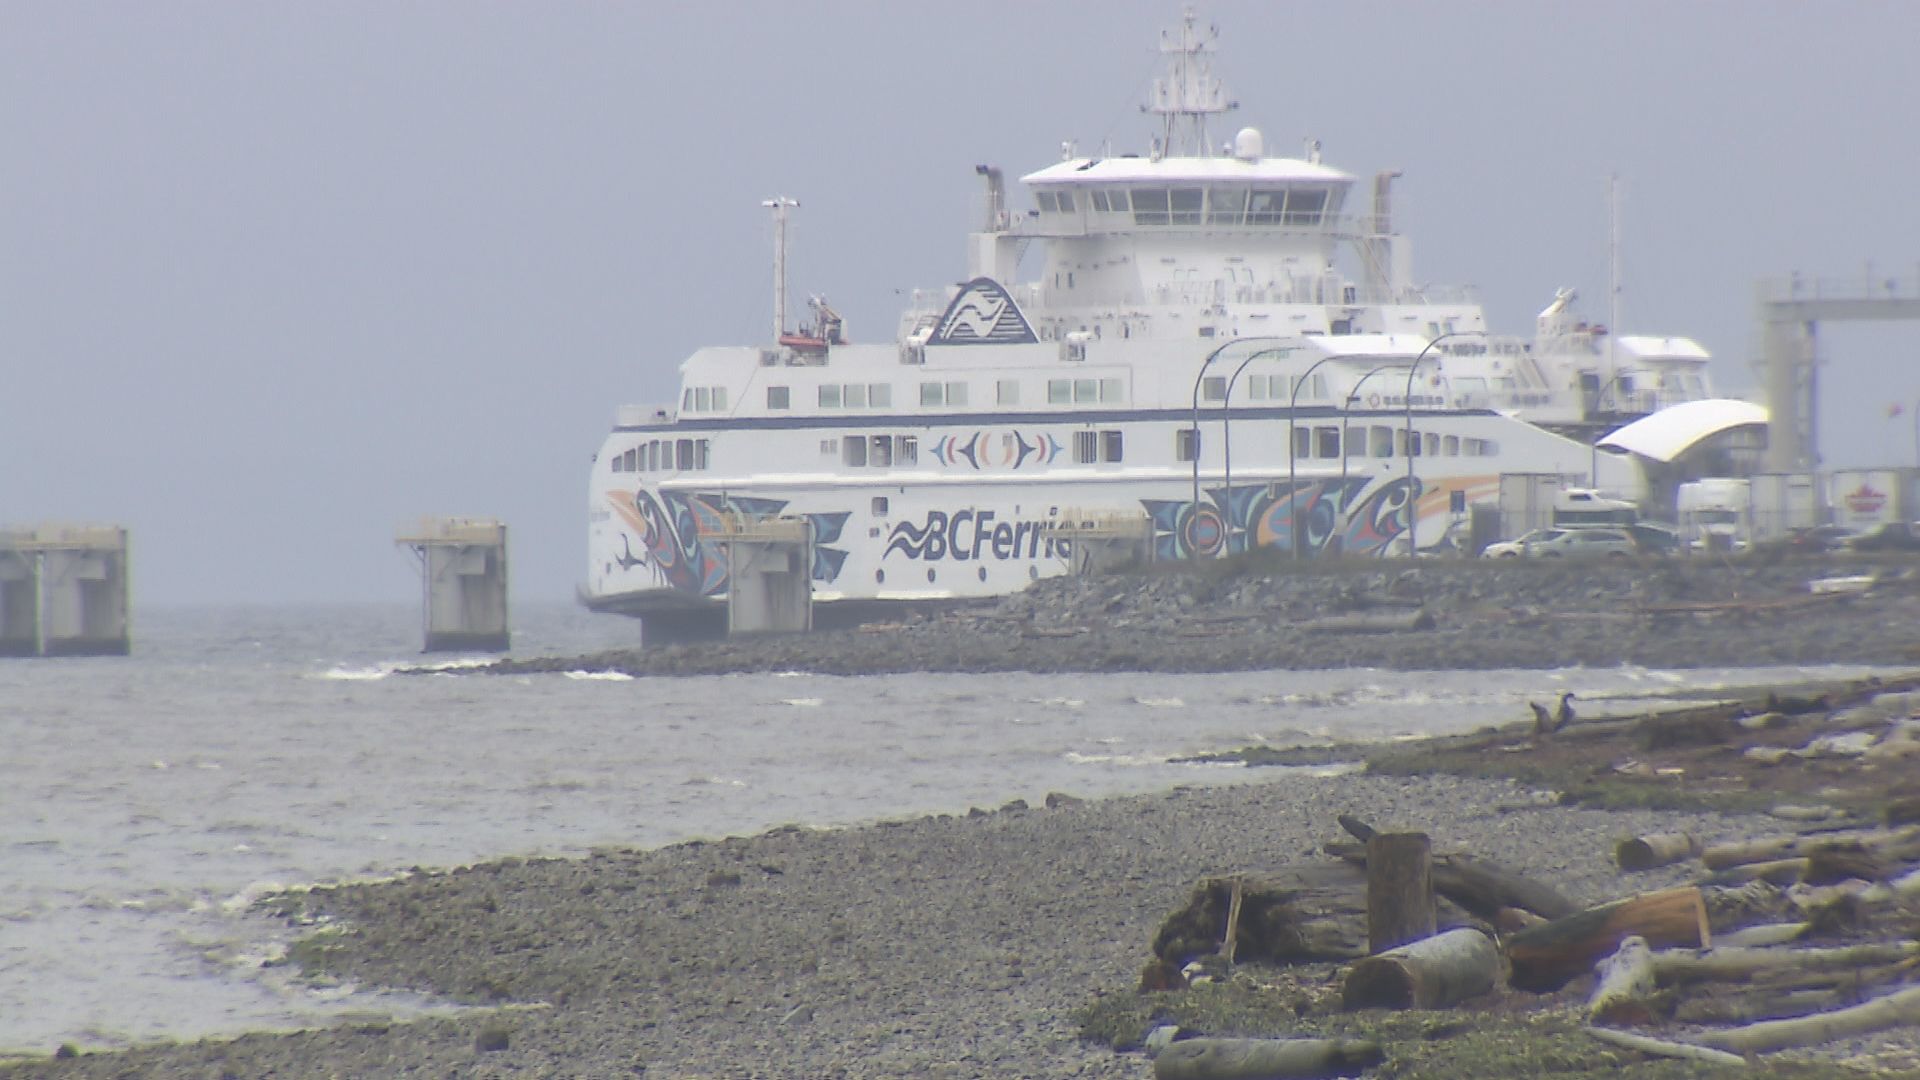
[945,381,968,406]
[1036,191,1058,213]
[870,383,892,408]
[997,379,1020,405]
[845,383,867,408]
[1132,188,1169,225]
[1286,187,1328,226]
[819,384,842,408]
[1073,378,1098,403]
[1247,189,1284,225]
[1048,379,1071,404]
[843,436,867,467]
[1102,430,1124,461]
[1372,426,1393,457]
[676,439,693,470]
[1169,187,1203,224]
[1208,186,1246,225]
[896,435,918,464]
[1101,377,1122,402]
[767,385,790,409]
[1317,426,1339,458]
[1202,376,1227,402]
[695,439,709,470]
[920,382,943,406]
[1056,191,1075,212]
[1090,190,1109,212]
[1176,428,1200,462]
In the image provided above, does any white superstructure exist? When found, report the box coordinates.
[583,12,1721,632]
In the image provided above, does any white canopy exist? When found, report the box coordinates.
[1596,399,1768,463]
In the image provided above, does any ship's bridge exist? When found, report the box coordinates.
[1019,152,1355,238]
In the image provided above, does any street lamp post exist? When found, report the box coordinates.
[1287,353,1347,560]
[1588,368,1648,489]
[1402,331,1485,555]
[1339,363,1407,551]
[1188,337,1298,559]
[1221,345,1297,547]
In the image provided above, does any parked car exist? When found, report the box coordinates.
[1786,525,1860,554]
[1481,527,1639,559]
[1847,522,1920,552]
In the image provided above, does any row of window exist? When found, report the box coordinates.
[609,438,713,473]
[681,386,728,413]
[1034,185,1337,228]
[824,435,921,469]
[614,424,1492,475]
[772,378,1133,411]
[1175,425,1498,462]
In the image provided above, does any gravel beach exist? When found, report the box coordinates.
[9,554,1920,1079]
[3,775,1745,1079]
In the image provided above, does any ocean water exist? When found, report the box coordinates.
[0,602,1889,1056]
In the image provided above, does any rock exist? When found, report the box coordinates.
[474,1024,510,1052]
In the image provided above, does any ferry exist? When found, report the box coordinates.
[585,12,1740,638]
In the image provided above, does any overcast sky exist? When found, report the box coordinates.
[5,2,1918,608]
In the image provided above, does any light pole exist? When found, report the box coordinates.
[1589,368,1648,489]
[1188,337,1298,558]
[1339,363,1407,552]
[1221,344,1298,550]
[1287,353,1347,560]
[1403,331,1485,555]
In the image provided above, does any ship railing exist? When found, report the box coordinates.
[616,404,677,427]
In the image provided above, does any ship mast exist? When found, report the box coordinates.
[762,195,799,340]
[1145,7,1235,158]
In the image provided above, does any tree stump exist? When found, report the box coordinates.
[1366,832,1434,954]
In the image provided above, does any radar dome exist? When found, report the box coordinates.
[1232,126,1264,161]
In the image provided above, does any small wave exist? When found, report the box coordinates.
[1131,696,1186,708]
[562,670,633,681]
[1025,696,1084,708]
[681,775,746,787]
[1063,750,1166,767]
[312,665,394,682]
[780,697,823,708]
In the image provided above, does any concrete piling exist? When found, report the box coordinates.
[396,518,509,652]
[724,516,813,636]
[0,525,132,656]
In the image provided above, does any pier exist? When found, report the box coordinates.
[719,514,814,636]
[396,518,510,652]
[0,524,132,656]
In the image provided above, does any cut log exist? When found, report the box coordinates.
[1343,927,1500,1011]
[1615,832,1702,872]
[1582,1027,1745,1067]
[1697,983,1920,1055]
[1587,935,1657,1026]
[1365,833,1434,954]
[1153,1036,1385,1080]
[1651,941,1920,985]
[1507,886,1710,993]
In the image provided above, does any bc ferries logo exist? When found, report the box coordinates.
[925,277,1038,346]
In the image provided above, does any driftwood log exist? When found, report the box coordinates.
[1614,832,1702,872]
[1365,833,1434,953]
[1586,935,1657,1025]
[1297,611,1435,635]
[1696,983,1920,1055]
[1153,1036,1385,1080]
[1150,868,1371,970]
[1582,1027,1744,1067]
[1651,941,1920,985]
[1507,886,1710,992]
[1343,927,1500,1011]
[1335,815,1575,920]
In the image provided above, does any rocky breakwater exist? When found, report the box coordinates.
[497,554,1920,677]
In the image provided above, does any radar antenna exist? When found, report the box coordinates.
[1144,7,1236,158]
